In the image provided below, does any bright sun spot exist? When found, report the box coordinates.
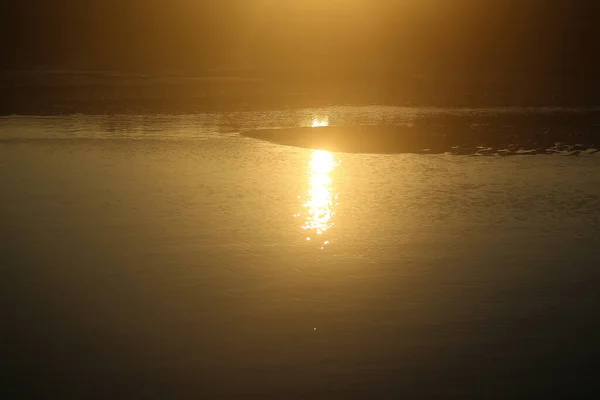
[300,150,338,246]
[311,117,329,127]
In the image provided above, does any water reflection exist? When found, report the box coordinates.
[296,150,339,248]
[311,117,329,127]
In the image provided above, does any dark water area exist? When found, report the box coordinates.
[244,112,600,155]
[2,107,600,398]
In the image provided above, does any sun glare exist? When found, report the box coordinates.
[298,150,338,248]
[311,117,329,127]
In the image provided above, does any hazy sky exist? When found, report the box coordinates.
[2,0,598,75]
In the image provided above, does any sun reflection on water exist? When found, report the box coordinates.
[296,149,339,248]
[311,117,329,127]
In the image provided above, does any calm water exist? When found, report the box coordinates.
[2,107,600,398]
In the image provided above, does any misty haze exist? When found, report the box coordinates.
[2,1,600,398]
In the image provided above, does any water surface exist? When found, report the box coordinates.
[2,107,599,398]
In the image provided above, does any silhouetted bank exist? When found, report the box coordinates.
[242,113,600,155]
[2,70,600,115]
